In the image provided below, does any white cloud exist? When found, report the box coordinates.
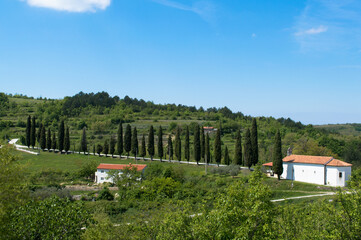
[25,0,111,12]
[295,25,328,36]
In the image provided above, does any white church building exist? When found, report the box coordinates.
[95,163,147,184]
[263,154,352,187]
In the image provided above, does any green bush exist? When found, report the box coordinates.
[97,187,114,201]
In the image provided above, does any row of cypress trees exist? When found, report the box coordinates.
[25,116,70,153]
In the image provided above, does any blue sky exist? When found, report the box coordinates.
[1,0,360,124]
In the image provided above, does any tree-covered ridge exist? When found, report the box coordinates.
[1,91,361,166]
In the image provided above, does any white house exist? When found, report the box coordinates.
[95,163,147,184]
[263,154,352,187]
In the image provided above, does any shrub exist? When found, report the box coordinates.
[97,187,114,201]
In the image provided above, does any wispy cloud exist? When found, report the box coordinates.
[24,0,111,12]
[293,0,361,52]
[151,0,215,23]
[295,25,328,36]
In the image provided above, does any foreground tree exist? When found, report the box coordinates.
[140,134,146,159]
[40,125,46,150]
[148,125,155,160]
[37,122,42,145]
[251,118,259,165]
[117,122,123,156]
[124,124,132,157]
[51,132,57,150]
[58,120,65,152]
[30,116,36,148]
[157,126,163,160]
[272,130,283,180]
[26,115,31,148]
[168,135,173,160]
[194,124,201,164]
[131,127,138,157]
[46,128,51,150]
[175,127,182,161]
[64,126,70,154]
[109,135,115,157]
[233,129,242,165]
[244,129,252,169]
[185,126,190,162]
[214,128,222,166]
[81,127,87,153]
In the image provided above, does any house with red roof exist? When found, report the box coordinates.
[263,154,352,187]
[95,163,147,184]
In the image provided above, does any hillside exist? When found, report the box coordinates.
[315,123,361,137]
[1,92,361,166]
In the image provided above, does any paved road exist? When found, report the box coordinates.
[271,192,336,202]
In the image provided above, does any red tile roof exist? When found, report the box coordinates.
[263,155,352,167]
[97,163,147,171]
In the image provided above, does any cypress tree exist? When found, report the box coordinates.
[26,115,31,148]
[97,144,103,156]
[40,125,46,150]
[205,133,210,164]
[117,122,123,156]
[52,132,57,150]
[58,120,65,152]
[81,127,87,153]
[167,135,173,160]
[64,126,70,154]
[37,122,42,144]
[147,125,155,160]
[185,126,190,162]
[251,118,259,166]
[157,126,163,160]
[140,134,146,159]
[272,130,283,180]
[110,135,115,157]
[200,126,205,161]
[175,127,181,161]
[124,124,132,157]
[103,139,109,157]
[234,129,242,165]
[46,128,51,150]
[244,128,252,169]
[193,124,201,164]
[224,146,230,165]
[131,127,138,156]
[93,145,95,155]
[30,116,36,148]
[214,128,222,166]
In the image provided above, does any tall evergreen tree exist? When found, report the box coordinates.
[251,118,259,166]
[140,134,146,159]
[185,126,190,162]
[224,146,230,165]
[193,124,201,164]
[30,116,36,148]
[93,145,95,155]
[272,130,283,180]
[26,115,31,148]
[96,144,103,156]
[157,126,163,160]
[51,132,57,150]
[109,135,116,157]
[58,120,65,152]
[131,127,138,157]
[37,122,42,145]
[103,139,109,157]
[200,126,205,161]
[64,126,70,154]
[124,124,132,157]
[117,122,123,156]
[81,127,87,153]
[46,128,51,150]
[244,128,252,169]
[175,127,182,161]
[214,128,222,166]
[234,129,242,165]
[40,125,46,150]
[147,125,155,160]
[205,133,210,164]
[167,135,173,160]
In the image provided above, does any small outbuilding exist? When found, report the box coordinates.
[95,163,147,184]
[263,154,352,187]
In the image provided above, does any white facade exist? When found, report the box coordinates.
[281,162,351,187]
[95,169,116,184]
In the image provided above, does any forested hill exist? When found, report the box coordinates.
[1,92,361,167]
